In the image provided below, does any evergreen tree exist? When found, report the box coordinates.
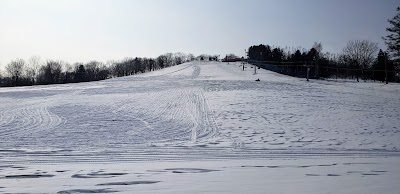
[373,50,395,82]
[248,44,272,61]
[271,48,284,62]
[291,50,303,62]
[306,48,318,61]
[383,7,400,59]
[75,64,86,82]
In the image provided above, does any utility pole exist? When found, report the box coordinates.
[385,52,388,84]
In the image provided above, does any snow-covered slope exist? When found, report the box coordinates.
[1,61,399,155]
[1,61,399,193]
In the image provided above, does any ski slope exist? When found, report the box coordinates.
[1,61,399,156]
[1,61,400,193]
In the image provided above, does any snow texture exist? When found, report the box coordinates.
[0,61,399,193]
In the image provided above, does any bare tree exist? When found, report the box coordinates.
[85,61,101,81]
[38,60,63,84]
[64,63,74,73]
[223,54,240,62]
[341,40,378,81]
[187,53,195,62]
[28,56,41,69]
[174,52,185,65]
[25,67,36,85]
[25,56,42,85]
[156,55,168,69]
[63,63,75,83]
[312,42,323,59]
[6,59,25,86]
[165,53,175,67]
[311,42,323,78]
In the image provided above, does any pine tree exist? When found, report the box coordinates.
[75,65,86,82]
[373,50,387,82]
[384,7,400,59]
[373,50,395,82]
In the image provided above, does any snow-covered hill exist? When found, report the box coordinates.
[1,61,399,193]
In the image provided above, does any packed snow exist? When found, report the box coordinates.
[1,61,399,193]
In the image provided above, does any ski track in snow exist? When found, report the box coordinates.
[0,61,400,164]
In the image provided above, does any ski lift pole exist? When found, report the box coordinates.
[306,63,310,81]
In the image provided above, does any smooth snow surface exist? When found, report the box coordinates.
[1,62,399,193]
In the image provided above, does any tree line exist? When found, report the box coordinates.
[247,41,397,82]
[247,7,400,83]
[0,52,195,87]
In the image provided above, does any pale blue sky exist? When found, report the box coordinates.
[0,0,397,68]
